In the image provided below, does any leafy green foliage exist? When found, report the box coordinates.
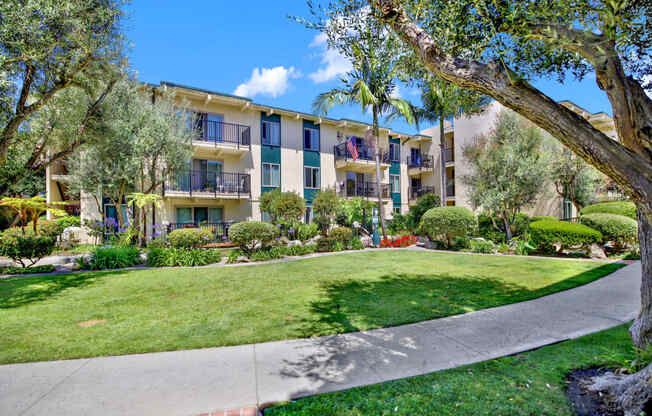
[312,189,340,219]
[462,110,548,240]
[67,80,194,227]
[296,223,319,242]
[529,220,602,252]
[167,228,213,249]
[477,213,531,243]
[55,216,81,229]
[469,239,495,254]
[259,189,306,229]
[336,197,376,228]
[531,216,558,222]
[0,265,55,275]
[88,246,141,270]
[580,213,638,248]
[227,244,318,262]
[330,227,353,244]
[419,206,476,247]
[0,228,56,267]
[227,221,279,254]
[580,201,637,220]
[146,248,221,267]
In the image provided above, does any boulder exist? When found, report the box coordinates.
[588,243,607,259]
[306,235,322,246]
[287,240,302,247]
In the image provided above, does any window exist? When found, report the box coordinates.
[262,211,272,223]
[176,207,193,224]
[389,143,400,162]
[262,120,281,146]
[393,206,401,215]
[303,128,320,151]
[305,206,313,223]
[304,166,320,189]
[262,163,280,187]
[390,174,400,194]
[410,147,422,164]
[105,204,130,225]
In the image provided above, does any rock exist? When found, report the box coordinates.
[588,243,607,259]
[236,256,249,263]
[139,253,148,263]
[279,236,290,245]
[71,263,81,271]
[306,235,322,245]
[287,240,302,247]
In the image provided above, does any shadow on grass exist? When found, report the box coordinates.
[0,270,126,309]
[299,262,624,337]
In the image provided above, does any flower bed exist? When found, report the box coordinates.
[380,235,419,248]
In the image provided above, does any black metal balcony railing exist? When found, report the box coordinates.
[408,186,435,200]
[446,183,456,197]
[443,147,455,163]
[195,120,251,150]
[166,221,237,242]
[334,142,390,164]
[407,155,434,169]
[164,170,251,198]
[340,182,391,199]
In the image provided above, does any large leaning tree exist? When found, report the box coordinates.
[336,0,650,412]
[0,0,125,195]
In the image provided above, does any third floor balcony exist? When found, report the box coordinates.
[407,155,434,176]
[193,120,251,158]
[163,170,251,200]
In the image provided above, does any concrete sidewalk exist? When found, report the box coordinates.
[0,262,641,416]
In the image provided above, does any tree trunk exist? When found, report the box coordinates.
[630,204,652,350]
[588,363,652,416]
[503,216,513,240]
[439,115,447,207]
[373,106,387,239]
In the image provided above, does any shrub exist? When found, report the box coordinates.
[470,238,494,254]
[409,193,441,226]
[228,221,278,253]
[379,235,419,248]
[350,237,365,250]
[167,228,213,249]
[529,220,602,252]
[89,246,141,270]
[56,216,82,229]
[296,223,319,242]
[314,215,331,236]
[419,206,476,248]
[477,213,530,243]
[580,213,638,248]
[0,265,56,275]
[147,247,221,267]
[531,215,557,222]
[329,227,353,243]
[312,189,339,218]
[260,189,306,226]
[0,228,56,267]
[37,220,65,238]
[580,201,636,220]
[317,236,333,252]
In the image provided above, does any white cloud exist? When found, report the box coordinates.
[233,66,300,98]
[391,85,402,99]
[308,33,352,84]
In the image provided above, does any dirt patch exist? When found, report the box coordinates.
[167,293,179,298]
[565,367,623,416]
[76,319,108,328]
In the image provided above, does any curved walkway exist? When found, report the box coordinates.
[0,262,641,416]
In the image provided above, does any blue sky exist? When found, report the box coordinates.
[125,1,613,134]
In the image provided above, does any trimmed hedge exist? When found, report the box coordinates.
[0,228,56,267]
[531,215,557,222]
[420,206,476,247]
[167,228,213,249]
[147,247,221,267]
[580,213,638,248]
[228,221,278,253]
[0,265,56,275]
[580,201,636,220]
[529,220,602,252]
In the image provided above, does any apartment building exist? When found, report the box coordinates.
[46,81,435,236]
[420,100,617,218]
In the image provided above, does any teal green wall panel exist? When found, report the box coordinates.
[303,150,320,167]
[303,119,321,203]
[261,146,281,164]
[304,188,319,202]
[389,137,401,210]
[261,112,281,194]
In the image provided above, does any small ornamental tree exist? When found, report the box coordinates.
[259,189,306,229]
[461,110,549,240]
[419,206,475,248]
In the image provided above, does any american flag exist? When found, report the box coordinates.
[346,137,359,161]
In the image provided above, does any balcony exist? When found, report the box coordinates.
[166,221,236,243]
[408,186,436,202]
[443,147,455,165]
[339,181,391,200]
[407,155,434,176]
[193,120,251,158]
[163,170,251,199]
[334,142,390,173]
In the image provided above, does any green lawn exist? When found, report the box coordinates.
[0,251,622,364]
[268,324,636,416]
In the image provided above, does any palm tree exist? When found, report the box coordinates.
[413,78,490,206]
[313,45,414,239]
